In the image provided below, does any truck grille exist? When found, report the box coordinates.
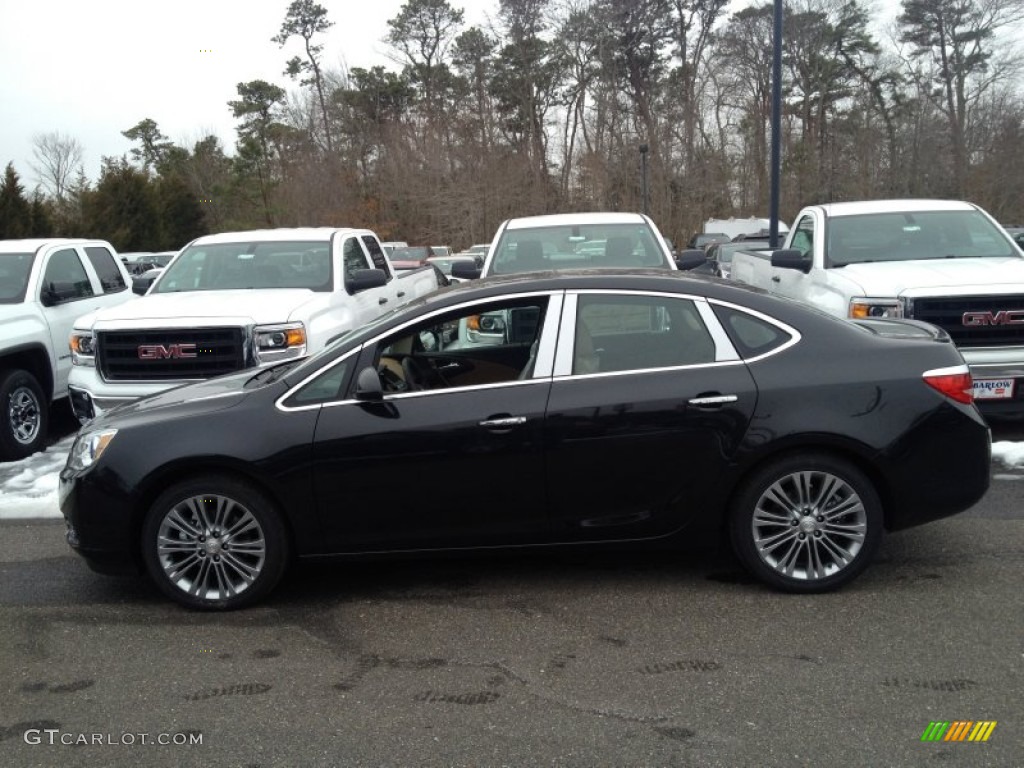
[911,295,1024,347]
[98,328,246,381]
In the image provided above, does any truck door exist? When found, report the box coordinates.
[770,213,816,301]
[334,235,393,328]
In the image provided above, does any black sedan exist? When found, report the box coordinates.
[59,271,991,609]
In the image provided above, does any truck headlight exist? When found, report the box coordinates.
[254,323,306,361]
[849,299,904,319]
[70,332,96,366]
[67,428,118,471]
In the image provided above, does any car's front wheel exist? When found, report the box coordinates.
[142,475,289,610]
[729,453,883,592]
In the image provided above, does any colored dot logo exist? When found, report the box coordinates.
[199,199,214,203]
[199,49,213,53]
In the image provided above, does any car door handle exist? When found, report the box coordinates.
[378,297,388,305]
[397,291,406,298]
[771,275,781,283]
[687,395,738,407]
[479,416,527,429]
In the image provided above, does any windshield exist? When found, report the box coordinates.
[390,246,431,261]
[827,210,1016,267]
[0,252,36,304]
[152,240,333,293]
[491,223,668,274]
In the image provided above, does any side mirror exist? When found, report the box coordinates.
[354,366,384,401]
[345,268,388,294]
[40,281,77,306]
[451,262,482,280]
[771,249,813,273]
[132,277,153,295]
[674,249,707,271]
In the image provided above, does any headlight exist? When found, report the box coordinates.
[70,331,96,366]
[849,299,904,319]
[254,323,306,361]
[67,429,118,471]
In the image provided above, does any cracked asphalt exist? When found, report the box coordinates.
[0,424,1021,767]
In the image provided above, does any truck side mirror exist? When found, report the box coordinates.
[771,249,812,274]
[451,262,481,280]
[345,268,388,294]
[674,249,707,270]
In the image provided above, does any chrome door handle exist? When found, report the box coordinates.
[397,291,406,297]
[378,297,388,305]
[687,395,738,407]
[771,275,781,283]
[479,416,526,428]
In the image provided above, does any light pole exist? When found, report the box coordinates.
[639,143,650,215]
[769,0,783,248]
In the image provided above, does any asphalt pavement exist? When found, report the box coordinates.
[1,435,1021,767]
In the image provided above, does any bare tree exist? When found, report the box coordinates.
[30,132,83,203]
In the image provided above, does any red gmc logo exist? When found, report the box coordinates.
[138,343,198,359]
[962,310,1024,326]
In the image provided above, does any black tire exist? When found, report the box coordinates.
[0,369,49,462]
[729,453,883,593]
[141,475,289,610]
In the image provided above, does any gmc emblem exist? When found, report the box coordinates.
[962,310,1024,327]
[138,343,198,359]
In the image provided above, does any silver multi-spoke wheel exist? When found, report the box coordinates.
[157,494,267,601]
[10,385,42,444]
[731,455,882,592]
[751,471,867,581]
[144,476,287,609]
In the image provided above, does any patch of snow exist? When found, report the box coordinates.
[991,441,1024,469]
[0,436,74,519]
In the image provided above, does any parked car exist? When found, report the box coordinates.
[686,232,729,250]
[387,246,434,268]
[425,253,483,283]
[697,241,771,279]
[130,267,164,295]
[0,238,134,460]
[451,212,704,280]
[380,241,408,257]
[67,228,444,423]
[1004,225,1024,247]
[60,270,990,609]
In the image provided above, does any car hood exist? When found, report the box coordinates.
[82,289,319,329]
[837,257,1024,297]
[92,369,259,429]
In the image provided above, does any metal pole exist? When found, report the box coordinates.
[639,144,650,215]
[769,0,783,248]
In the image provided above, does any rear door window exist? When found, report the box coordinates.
[84,246,127,293]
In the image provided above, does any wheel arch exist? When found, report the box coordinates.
[0,344,55,401]
[131,458,300,562]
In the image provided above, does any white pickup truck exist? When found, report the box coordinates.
[67,227,443,422]
[730,199,1024,415]
[0,238,135,459]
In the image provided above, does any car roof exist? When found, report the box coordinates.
[815,199,976,217]
[190,228,369,245]
[0,238,108,253]
[504,212,649,229]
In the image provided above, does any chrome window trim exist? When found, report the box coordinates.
[694,300,740,362]
[276,346,361,412]
[276,290,559,411]
[706,298,802,362]
[525,292,563,378]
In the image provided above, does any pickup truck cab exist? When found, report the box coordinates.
[452,212,703,280]
[68,227,442,422]
[0,238,134,459]
[730,199,1024,415]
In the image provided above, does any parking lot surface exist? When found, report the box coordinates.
[1,452,1021,767]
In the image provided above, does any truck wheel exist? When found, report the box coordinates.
[729,453,883,593]
[142,475,289,610]
[0,370,49,461]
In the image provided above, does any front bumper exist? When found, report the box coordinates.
[59,465,141,575]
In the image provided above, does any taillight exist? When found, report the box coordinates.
[922,365,973,404]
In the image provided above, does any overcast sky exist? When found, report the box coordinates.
[0,0,497,187]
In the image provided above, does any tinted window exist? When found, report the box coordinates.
[713,305,793,358]
[85,246,127,292]
[573,294,716,374]
[343,237,370,279]
[361,235,391,275]
[285,359,352,406]
[41,248,94,301]
[791,216,814,259]
[0,252,36,304]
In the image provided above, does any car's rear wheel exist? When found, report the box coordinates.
[0,369,48,461]
[142,475,288,610]
[729,454,883,592]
